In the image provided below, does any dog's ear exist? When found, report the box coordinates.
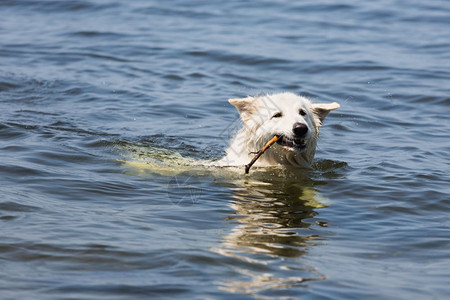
[228,97,255,120]
[312,102,340,123]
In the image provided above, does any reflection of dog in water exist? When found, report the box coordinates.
[219,92,339,168]
[212,177,329,294]
[217,178,328,257]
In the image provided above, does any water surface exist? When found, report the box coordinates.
[1,0,449,299]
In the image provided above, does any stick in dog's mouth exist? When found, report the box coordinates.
[245,135,280,174]
[276,136,306,150]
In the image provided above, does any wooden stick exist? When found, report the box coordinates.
[245,135,280,174]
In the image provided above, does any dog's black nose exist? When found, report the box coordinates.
[293,122,308,136]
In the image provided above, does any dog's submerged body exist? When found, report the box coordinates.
[219,92,339,169]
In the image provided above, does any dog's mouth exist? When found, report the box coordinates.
[276,135,306,150]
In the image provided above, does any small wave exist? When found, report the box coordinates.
[69,31,127,38]
[287,3,355,13]
[0,80,22,92]
[133,5,218,20]
[0,201,40,212]
[0,0,120,13]
[409,95,450,106]
[184,50,291,68]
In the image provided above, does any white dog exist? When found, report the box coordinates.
[219,92,339,169]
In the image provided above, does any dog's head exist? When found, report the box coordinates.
[229,92,339,166]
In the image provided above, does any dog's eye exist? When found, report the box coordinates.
[299,109,306,116]
[272,112,282,118]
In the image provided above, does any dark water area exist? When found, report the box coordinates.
[1,0,449,299]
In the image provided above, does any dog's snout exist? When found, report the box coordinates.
[293,122,308,136]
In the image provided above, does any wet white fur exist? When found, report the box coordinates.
[219,92,339,169]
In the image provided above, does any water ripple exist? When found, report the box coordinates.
[1,0,449,299]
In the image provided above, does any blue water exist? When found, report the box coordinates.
[1,0,449,299]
